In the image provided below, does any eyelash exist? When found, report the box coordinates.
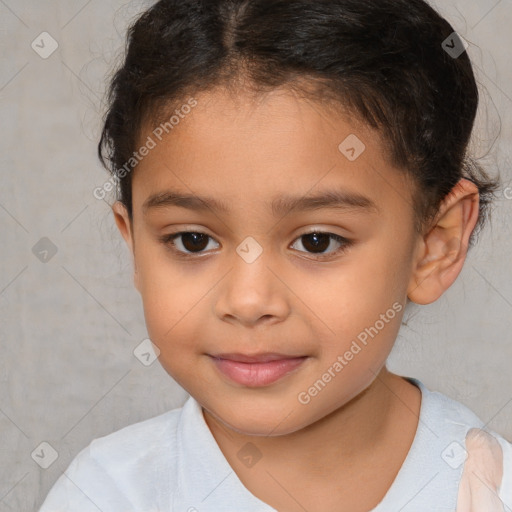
[159,229,354,261]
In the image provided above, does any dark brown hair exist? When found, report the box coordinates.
[98,0,499,246]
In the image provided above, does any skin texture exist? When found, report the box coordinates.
[113,86,480,511]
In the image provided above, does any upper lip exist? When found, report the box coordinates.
[209,352,307,363]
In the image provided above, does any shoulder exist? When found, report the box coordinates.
[456,428,512,510]
[412,379,512,509]
[38,402,186,512]
[88,403,182,467]
[419,382,484,430]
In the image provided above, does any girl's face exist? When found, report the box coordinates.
[114,86,422,435]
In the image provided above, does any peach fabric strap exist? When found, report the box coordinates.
[456,428,506,512]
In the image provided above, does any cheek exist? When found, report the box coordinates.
[313,242,410,357]
[139,280,200,382]
[135,251,215,362]
[135,250,189,343]
[140,279,195,347]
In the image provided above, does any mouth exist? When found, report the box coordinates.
[208,353,309,387]
[210,352,306,363]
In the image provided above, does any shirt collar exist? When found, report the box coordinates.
[172,378,461,511]
[173,395,275,512]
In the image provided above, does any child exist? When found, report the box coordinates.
[39,0,511,510]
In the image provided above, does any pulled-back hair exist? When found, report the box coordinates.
[98,0,499,245]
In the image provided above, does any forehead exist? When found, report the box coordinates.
[132,86,414,221]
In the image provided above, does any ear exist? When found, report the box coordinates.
[112,201,140,292]
[407,178,480,305]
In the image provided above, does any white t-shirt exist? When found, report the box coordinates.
[38,378,512,511]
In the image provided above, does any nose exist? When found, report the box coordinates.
[213,246,290,327]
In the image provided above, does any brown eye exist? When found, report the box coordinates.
[161,232,219,255]
[300,232,331,253]
[291,231,352,257]
[180,232,209,252]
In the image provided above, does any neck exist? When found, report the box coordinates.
[202,367,420,484]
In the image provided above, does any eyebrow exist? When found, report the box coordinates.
[142,188,379,217]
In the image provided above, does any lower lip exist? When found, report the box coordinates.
[210,356,308,387]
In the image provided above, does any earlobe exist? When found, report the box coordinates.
[407,178,480,305]
[112,201,140,292]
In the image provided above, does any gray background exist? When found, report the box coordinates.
[0,1,511,510]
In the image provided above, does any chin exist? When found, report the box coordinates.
[207,400,312,437]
